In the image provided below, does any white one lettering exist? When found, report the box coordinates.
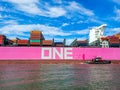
[41,48,73,59]
[64,48,72,59]
[53,48,63,59]
[41,48,52,59]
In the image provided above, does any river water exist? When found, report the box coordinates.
[0,64,120,90]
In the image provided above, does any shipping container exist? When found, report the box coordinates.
[77,40,88,47]
[42,40,53,45]
[0,41,2,45]
[30,30,42,33]
[55,44,64,47]
[30,40,41,42]
[30,38,41,40]
[18,40,28,43]
[30,42,40,46]
[54,42,64,47]
[30,36,44,40]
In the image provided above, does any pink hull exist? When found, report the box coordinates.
[0,47,120,60]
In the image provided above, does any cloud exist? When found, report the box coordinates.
[45,7,66,18]
[0,14,2,19]
[113,7,120,21]
[105,27,120,35]
[71,29,89,35]
[0,24,72,39]
[5,0,66,18]
[67,1,94,16]
[0,20,18,25]
[4,0,94,18]
[0,7,4,11]
[112,27,120,32]
[52,0,62,4]
[62,23,69,27]
[112,0,120,4]
[5,0,41,15]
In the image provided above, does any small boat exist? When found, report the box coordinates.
[87,57,111,64]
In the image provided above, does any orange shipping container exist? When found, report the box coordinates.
[11,39,17,43]
[30,38,40,40]
[42,40,53,45]
[30,30,42,34]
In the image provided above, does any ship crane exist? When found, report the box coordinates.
[89,24,107,46]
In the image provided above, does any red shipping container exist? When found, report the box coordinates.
[18,40,28,44]
[17,43,28,45]
[0,41,3,44]
[30,44,40,46]
[55,44,64,47]
[0,39,2,41]
[30,42,40,45]
[0,37,3,40]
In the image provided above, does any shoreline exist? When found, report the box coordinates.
[0,60,120,64]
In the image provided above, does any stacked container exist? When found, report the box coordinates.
[30,30,44,46]
[54,42,64,47]
[17,40,28,46]
[42,40,53,46]
[77,40,88,47]
[109,36,120,47]
[0,35,6,46]
[114,34,120,40]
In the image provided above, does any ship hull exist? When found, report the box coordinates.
[0,47,120,60]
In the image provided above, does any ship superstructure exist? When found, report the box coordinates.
[88,24,107,46]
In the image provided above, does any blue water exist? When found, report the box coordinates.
[0,64,120,90]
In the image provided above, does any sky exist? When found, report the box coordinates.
[0,0,120,45]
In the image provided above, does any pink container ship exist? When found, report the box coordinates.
[0,28,120,64]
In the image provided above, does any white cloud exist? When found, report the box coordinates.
[62,23,69,27]
[46,7,66,18]
[0,24,71,39]
[105,27,120,36]
[113,0,120,4]
[5,0,39,4]
[112,27,120,32]
[0,14,2,19]
[114,7,120,21]
[0,20,18,25]
[67,1,94,16]
[5,0,41,15]
[4,0,94,18]
[0,7,4,11]
[71,29,89,35]
[66,38,76,45]
[5,0,66,18]
[52,0,62,4]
